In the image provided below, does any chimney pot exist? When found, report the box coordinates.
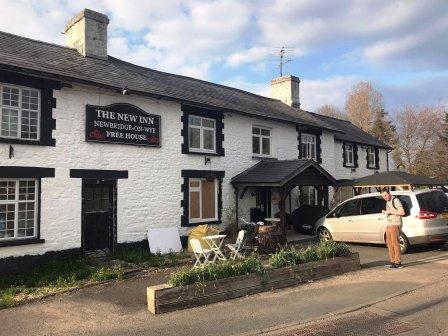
[65,9,109,60]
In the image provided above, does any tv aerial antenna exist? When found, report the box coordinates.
[269,47,294,76]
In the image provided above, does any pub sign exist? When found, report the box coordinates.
[86,103,161,147]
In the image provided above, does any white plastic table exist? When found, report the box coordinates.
[203,234,227,262]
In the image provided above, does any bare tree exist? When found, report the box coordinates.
[345,81,383,133]
[394,105,445,176]
[315,104,346,120]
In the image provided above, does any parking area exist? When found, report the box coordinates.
[1,242,447,336]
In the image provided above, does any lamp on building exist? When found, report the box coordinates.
[204,155,214,182]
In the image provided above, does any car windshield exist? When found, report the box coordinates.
[416,191,448,214]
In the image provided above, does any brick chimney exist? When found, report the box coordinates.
[270,75,300,108]
[65,9,109,60]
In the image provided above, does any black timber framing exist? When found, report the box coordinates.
[70,169,128,179]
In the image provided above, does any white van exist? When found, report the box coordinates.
[315,189,448,253]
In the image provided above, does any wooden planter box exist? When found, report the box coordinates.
[147,252,360,314]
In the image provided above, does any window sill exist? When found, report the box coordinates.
[184,150,221,156]
[183,220,222,227]
[367,166,378,170]
[252,155,275,160]
[0,238,45,248]
[0,137,55,147]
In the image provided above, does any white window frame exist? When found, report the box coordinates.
[301,133,317,160]
[188,115,216,154]
[0,178,39,241]
[0,83,41,141]
[344,143,354,166]
[367,146,376,168]
[188,178,218,223]
[252,125,272,157]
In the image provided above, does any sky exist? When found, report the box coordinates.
[1,0,447,112]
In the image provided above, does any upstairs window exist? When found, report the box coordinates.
[1,84,40,141]
[188,115,216,153]
[252,126,271,156]
[367,146,376,168]
[344,143,354,166]
[0,179,38,241]
[300,133,316,160]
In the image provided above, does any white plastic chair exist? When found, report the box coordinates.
[226,230,246,260]
[190,238,213,268]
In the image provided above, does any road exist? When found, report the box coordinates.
[0,243,447,336]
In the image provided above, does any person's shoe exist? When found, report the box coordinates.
[390,263,403,269]
[384,263,395,268]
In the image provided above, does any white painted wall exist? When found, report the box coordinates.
[0,82,389,259]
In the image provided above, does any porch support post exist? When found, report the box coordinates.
[280,187,287,237]
[323,185,329,208]
[234,186,239,230]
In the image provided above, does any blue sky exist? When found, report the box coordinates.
[1,0,447,112]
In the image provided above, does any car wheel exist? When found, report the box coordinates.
[317,227,333,242]
[399,232,410,254]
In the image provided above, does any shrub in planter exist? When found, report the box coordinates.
[168,256,264,287]
[269,240,351,267]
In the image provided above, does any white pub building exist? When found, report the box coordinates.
[0,9,391,273]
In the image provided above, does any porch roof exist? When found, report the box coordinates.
[337,170,446,188]
[230,159,337,187]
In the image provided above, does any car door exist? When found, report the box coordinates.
[325,199,361,242]
[358,197,387,243]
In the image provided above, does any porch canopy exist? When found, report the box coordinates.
[231,159,337,234]
[338,170,446,192]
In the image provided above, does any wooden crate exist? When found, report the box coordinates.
[147,253,360,314]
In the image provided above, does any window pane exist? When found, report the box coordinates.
[260,128,270,136]
[310,144,316,159]
[0,203,15,239]
[202,119,214,128]
[189,191,200,219]
[1,108,19,137]
[301,143,308,159]
[252,136,260,154]
[2,86,19,107]
[262,137,270,155]
[19,180,35,201]
[252,127,260,135]
[21,110,39,139]
[201,180,216,219]
[0,180,16,200]
[189,127,201,149]
[360,197,385,215]
[203,129,215,150]
[188,116,201,126]
[189,180,200,188]
[338,200,359,217]
[22,89,39,111]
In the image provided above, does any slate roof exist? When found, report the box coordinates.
[338,171,446,187]
[311,113,392,149]
[231,159,337,186]
[0,31,340,132]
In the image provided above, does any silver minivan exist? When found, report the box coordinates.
[315,189,448,253]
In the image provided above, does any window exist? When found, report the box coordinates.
[367,146,376,168]
[188,115,215,153]
[301,133,316,160]
[252,126,271,156]
[338,199,360,217]
[360,197,385,215]
[416,191,448,214]
[189,178,218,222]
[1,83,40,141]
[0,179,38,241]
[344,143,354,166]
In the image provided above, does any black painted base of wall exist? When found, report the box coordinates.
[0,248,82,277]
[115,237,189,252]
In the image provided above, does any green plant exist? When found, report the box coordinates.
[0,289,16,309]
[269,247,303,268]
[168,256,264,287]
[90,266,124,282]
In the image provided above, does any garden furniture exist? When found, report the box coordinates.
[226,230,246,260]
[190,238,213,268]
[203,234,227,262]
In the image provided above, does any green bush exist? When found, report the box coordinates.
[168,256,264,287]
[269,240,351,267]
[269,247,303,268]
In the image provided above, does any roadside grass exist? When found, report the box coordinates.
[0,258,124,310]
[111,248,191,268]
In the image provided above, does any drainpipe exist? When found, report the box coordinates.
[386,149,393,171]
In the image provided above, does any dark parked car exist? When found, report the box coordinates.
[291,205,330,234]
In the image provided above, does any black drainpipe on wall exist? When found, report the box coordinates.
[386,149,393,171]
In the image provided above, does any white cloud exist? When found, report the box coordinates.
[299,75,361,111]
[220,76,269,97]
[226,46,269,67]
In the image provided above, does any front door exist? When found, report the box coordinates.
[82,180,114,252]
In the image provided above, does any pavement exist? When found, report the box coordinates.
[1,243,448,336]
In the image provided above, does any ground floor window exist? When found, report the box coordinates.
[0,179,38,240]
[189,178,218,222]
